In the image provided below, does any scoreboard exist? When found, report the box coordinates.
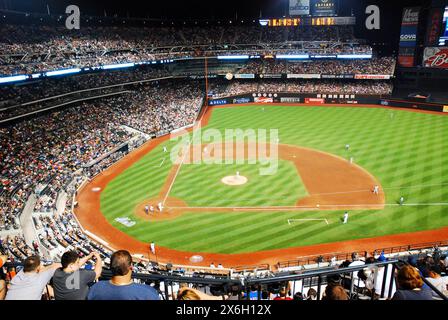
[261,16,355,27]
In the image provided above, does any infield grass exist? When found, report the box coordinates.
[100,105,448,254]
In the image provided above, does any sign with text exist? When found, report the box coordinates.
[289,0,310,16]
[423,47,448,69]
[311,0,337,17]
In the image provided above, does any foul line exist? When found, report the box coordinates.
[288,219,329,225]
[162,140,191,205]
[300,182,448,197]
[167,202,448,211]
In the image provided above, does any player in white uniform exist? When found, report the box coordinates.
[158,202,163,212]
[343,212,349,224]
[373,185,379,195]
[149,205,154,214]
[163,146,168,153]
[345,144,350,151]
[150,242,156,255]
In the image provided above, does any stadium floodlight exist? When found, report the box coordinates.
[217,55,249,60]
[0,75,28,84]
[102,63,135,70]
[337,54,372,59]
[276,54,309,59]
[46,68,82,77]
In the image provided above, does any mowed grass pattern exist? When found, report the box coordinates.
[100,105,448,254]
[170,160,308,207]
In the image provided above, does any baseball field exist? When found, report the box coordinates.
[75,104,448,265]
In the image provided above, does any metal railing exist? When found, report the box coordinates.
[3,259,447,300]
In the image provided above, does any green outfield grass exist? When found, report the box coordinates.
[100,105,448,254]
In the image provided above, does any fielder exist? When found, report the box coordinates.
[373,185,379,195]
[150,242,156,255]
[144,205,149,215]
[343,212,349,224]
[399,196,405,206]
[158,202,164,212]
[345,144,350,151]
[163,146,168,153]
[149,205,154,214]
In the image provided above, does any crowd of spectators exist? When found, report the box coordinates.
[0,66,170,109]
[0,246,445,300]
[211,79,393,97]
[0,23,369,76]
[0,80,203,231]
[236,57,396,75]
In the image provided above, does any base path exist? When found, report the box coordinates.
[74,104,448,268]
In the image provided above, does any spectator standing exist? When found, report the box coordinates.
[5,256,61,300]
[87,250,160,300]
[52,250,103,300]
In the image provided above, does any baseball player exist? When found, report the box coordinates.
[373,185,379,195]
[349,157,354,164]
[144,205,149,215]
[158,202,163,212]
[399,196,405,206]
[163,146,168,153]
[149,205,154,214]
[343,212,349,224]
[345,144,350,151]
[150,241,156,255]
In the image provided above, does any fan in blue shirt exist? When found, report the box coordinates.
[87,250,160,300]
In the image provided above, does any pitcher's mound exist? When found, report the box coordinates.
[221,175,248,186]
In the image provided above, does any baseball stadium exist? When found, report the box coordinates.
[1,0,448,302]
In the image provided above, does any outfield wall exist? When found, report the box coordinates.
[208,93,448,113]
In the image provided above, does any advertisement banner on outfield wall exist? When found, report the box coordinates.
[444,106,448,112]
[280,97,302,103]
[423,47,448,68]
[233,97,252,104]
[234,74,255,79]
[289,0,310,16]
[254,97,274,103]
[354,74,391,80]
[209,99,228,106]
[305,98,325,104]
[259,74,282,79]
[287,74,321,79]
[321,74,354,79]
